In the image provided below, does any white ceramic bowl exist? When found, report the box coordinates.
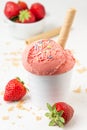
[28,69,73,109]
[3,14,46,40]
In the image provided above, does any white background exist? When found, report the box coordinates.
[0,0,87,130]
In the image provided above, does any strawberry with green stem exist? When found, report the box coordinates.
[19,9,36,23]
[4,77,28,101]
[45,102,74,127]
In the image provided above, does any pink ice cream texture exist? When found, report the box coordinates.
[22,39,75,75]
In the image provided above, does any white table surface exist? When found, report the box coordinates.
[0,0,87,130]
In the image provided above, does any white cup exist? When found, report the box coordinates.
[28,69,73,109]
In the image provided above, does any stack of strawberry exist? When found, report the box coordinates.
[4,1,46,23]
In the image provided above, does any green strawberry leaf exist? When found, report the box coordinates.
[58,117,65,123]
[53,106,57,113]
[57,110,64,117]
[47,103,53,111]
[57,121,64,127]
[45,112,51,117]
[19,9,30,22]
[49,119,56,126]
[16,77,24,84]
[45,103,65,127]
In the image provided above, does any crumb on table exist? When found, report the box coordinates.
[77,67,87,74]
[2,116,9,120]
[17,115,22,119]
[0,91,4,96]
[8,106,15,112]
[85,88,87,93]
[36,116,42,121]
[73,86,81,93]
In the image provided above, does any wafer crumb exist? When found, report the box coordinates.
[4,58,20,67]
[23,107,30,111]
[17,115,22,119]
[8,106,15,112]
[12,60,19,67]
[0,91,4,95]
[77,67,87,73]
[10,51,22,55]
[2,116,9,120]
[73,86,81,93]
[36,116,42,121]
[85,88,87,93]
[16,100,30,111]
[16,100,25,110]
[11,58,20,67]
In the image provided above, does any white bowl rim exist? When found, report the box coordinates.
[3,13,46,26]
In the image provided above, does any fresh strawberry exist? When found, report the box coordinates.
[19,9,36,23]
[4,1,20,19]
[30,2,46,20]
[45,102,74,127]
[18,1,28,11]
[4,77,27,101]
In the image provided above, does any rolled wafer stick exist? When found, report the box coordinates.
[58,8,76,48]
[26,27,61,44]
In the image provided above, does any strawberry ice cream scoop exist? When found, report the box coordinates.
[54,49,75,74]
[22,39,65,75]
[22,39,75,75]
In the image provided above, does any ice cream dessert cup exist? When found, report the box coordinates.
[22,39,75,109]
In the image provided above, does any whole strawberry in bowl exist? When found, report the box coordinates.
[3,1,46,39]
[18,9,36,23]
[18,1,28,11]
[4,1,20,19]
[30,2,46,21]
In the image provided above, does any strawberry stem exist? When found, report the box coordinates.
[16,77,24,84]
[45,103,65,127]
[16,77,29,92]
[19,9,30,22]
